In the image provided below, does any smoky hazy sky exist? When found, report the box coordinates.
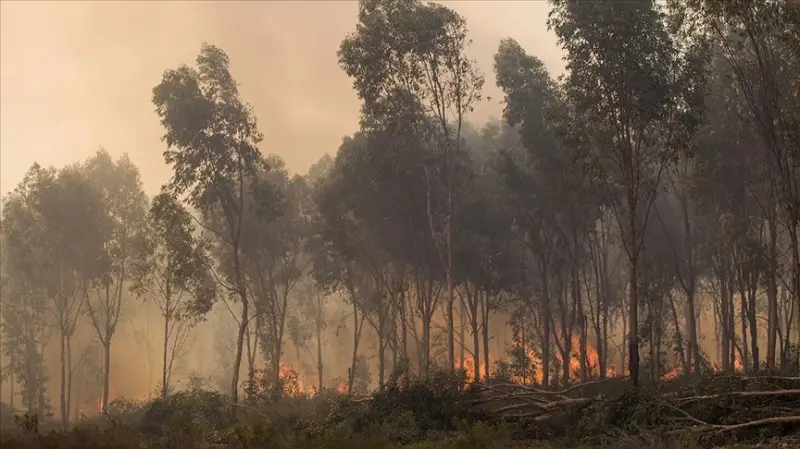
[0,1,564,197]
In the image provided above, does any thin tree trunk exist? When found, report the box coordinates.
[727,277,736,371]
[649,300,658,382]
[679,190,700,375]
[627,178,640,387]
[400,288,408,363]
[602,300,609,377]
[162,312,169,399]
[102,340,111,410]
[472,311,481,382]
[231,292,248,404]
[446,171,455,373]
[620,299,628,376]
[66,334,73,427]
[378,300,386,389]
[767,209,779,369]
[247,313,259,388]
[748,287,759,372]
[719,273,731,371]
[422,314,431,378]
[542,268,551,389]
[628,258,639,386]
[576,276,586,382]
[580,314,587,383]
[741,285,749,370]
[348,297,364,393]
[482,305,490,382]
[60,320,67,430]
[669,294,688,374]
[471,289,481,382]
[459,297,466,371]
[350,299,358,391]
[316,306,324,392]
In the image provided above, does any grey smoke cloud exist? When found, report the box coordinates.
[0,0,563,197]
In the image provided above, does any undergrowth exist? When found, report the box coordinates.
[1,371,798,449]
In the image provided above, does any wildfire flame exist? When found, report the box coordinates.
[454,333,648,386]
[333,380,348,394]
[663,366,682,379]
[92,337,742,410]
[275,363,349,396]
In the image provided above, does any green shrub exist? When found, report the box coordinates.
[2,372,798,449]
[351,369,487,437]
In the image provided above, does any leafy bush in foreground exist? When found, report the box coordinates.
[1,372,799,449]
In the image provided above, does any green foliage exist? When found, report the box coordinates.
[137,388,233,439]
[152,43,265,214]
[1,163,110,426]
[131,191,216,328]
[103,397,146,424]
[130,191,216,398]
[339,0,484,127]
[133,191,216,317]
[2,164,110,298]
[0,272,50,415]
[350,370,487,436]
[2,374,800,448]
[82,148,149,294]
[571,387,665,442]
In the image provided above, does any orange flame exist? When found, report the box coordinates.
[333,380,348,394]
[455,332,610,385]
[276,363,351,396]
[455,354,499,382]
[277,363,314,396]
[663,366,682,379]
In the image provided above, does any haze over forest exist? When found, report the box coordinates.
[0,0,798,435]
[0,0,563,415]
[0,1,563,197]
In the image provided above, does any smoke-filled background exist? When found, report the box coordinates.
[0,1,563,195]
[1,0,796,426]
[0,0,563,413]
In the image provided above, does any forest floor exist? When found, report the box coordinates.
[1,371,799,449]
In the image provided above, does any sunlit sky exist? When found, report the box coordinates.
[0,1,564,197]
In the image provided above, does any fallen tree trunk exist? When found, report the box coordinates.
[466,374,800,438]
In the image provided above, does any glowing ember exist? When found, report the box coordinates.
[333,380,348,394]
[662,366,682,379]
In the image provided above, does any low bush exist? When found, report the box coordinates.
[1,372,798,449]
